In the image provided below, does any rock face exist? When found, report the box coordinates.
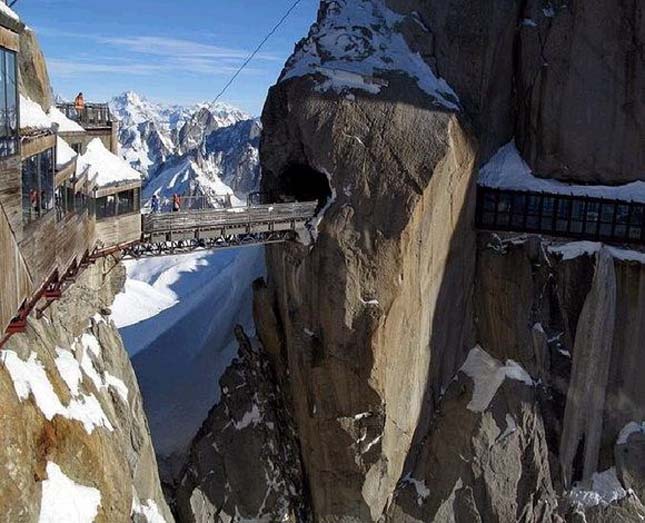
[514,0,644,183]
[175,327,306,522]
[248,0,645,521]
[18,27,53,110]
[0,259,173,522]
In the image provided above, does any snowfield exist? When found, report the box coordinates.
[112,247,265,457]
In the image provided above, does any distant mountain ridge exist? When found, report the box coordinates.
[109,91,260,204]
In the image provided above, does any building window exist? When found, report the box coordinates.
[0,47,18,157]
[55,180,75,221]
[21,148,54,224]
[95,188,140,219]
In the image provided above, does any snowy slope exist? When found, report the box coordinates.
[112,247,265,457]
[110,90,264,463]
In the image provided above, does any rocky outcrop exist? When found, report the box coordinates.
[515,0,644,184]
[0,259,173,522]
[251,1,645,520]
[257,1,478,518]
[175,327,306,522]
[18,27,54,110]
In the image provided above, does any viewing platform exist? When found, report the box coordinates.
[476,186,645,245]
[55,102,113,128]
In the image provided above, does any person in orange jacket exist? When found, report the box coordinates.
[74,92,85,118]
[172,193,181,212]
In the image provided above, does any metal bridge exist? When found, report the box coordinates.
[101,200,319,259]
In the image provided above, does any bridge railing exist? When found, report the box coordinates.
[476,186,645,245]
[142,201,318,235]
[148,194,235,213]
[56,103,112,127]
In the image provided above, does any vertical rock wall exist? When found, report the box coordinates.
[0,259,173,522]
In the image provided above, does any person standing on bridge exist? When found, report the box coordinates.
[151,194,160,213]
[74,92,85,118]
[172,193,181,212]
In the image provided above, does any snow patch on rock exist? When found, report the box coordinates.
[38,462,101,523]
[460,346,535,412]
[282,0,460,110]
[618,421,645,445]
[548,241,645,265]
[1,350,113,433]
[132,496,167,523]
[569,468,627,508]
[403,474,430,507]
[480,141,645,204]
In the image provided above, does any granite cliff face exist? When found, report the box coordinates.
[240,0,645,521]
[0,259,173,522]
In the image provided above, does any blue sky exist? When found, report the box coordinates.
[15,0,319,115]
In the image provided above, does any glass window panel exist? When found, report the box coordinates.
[22,156,39,223]
[6,51,16,136]
[600,203,615,223]
[497,212,510,226]
[511,213,525,228]
[527,196,542,215]
[628,227,641,240]
[542,197,555,217]
[585,202,600,224]
[570,221,583,234]
[40,149,54,212]
[571,201,585,221]
[629,206,643,227]
[497,193,512,214]
[599,223,613,237]
[526,215,540,230]
[616,205,629,224]
[556,220,569,233]
[482,212,495,225]
[512,194,527,213]
[615,225,627,238]
[541,216,553,229]
[585,220,598,234]
[557,199,571,219]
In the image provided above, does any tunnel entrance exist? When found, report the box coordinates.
[276,164,332,211]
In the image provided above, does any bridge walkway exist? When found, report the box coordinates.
[104,201,318,259]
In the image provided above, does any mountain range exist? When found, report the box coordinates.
[109,91,260,203]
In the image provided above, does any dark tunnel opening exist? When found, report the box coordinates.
[275,163,332,211]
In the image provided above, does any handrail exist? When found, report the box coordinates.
[56,103,112,127]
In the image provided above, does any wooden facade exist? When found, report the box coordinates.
[0,202,32,336]
[95,212,140,246]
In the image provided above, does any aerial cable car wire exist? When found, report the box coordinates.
[212,0,305,104]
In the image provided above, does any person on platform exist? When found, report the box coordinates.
[74,92,85,118]
[151,194,160,213]
[172,193,181,212]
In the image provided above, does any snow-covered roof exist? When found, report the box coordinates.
[281,0,460,110]
[0,2,19,22]
[56,137,77,168]
[49,106,85,133]
[479,141,645,204]
[77,138,141,188]
[20,95,53,131]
